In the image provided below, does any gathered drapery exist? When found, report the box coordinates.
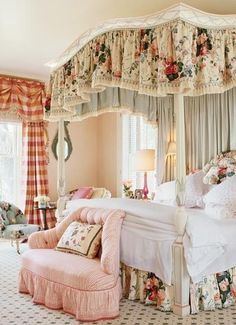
[121,263,236,314]
[46,12,236,120]
[23,121,53,226]
[0,76,55,226]
[156,98,175,184]
[0,77,45,121]
[184,87,236,172]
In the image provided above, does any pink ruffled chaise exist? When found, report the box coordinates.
[18,207,125,322]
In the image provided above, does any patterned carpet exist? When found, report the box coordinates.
[1,240,236,325]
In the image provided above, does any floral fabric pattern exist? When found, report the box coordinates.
[46,21,236,119]
[56,221,102,258]
[120,263,236,314]
[0,201,26,225]
[120,263,174,312]
[203,151,236,184]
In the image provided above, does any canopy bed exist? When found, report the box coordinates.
[45,3,236,316]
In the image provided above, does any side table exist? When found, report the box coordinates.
[34,206,56,230]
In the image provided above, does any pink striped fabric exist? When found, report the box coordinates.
[19,207,125,321]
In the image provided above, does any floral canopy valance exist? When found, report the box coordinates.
[45,3,236,120]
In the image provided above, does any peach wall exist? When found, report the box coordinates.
[97,113,121,197]
[48,118,98,201]
[47,113,121,200]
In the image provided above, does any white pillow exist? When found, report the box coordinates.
[154,171,209,208]
[185,171,209,208]
[154,181,176,206]
[204,175,236,216]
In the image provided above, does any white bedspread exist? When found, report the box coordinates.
[64,198,236,285]
[184,210,236,283]
[66,198,177,284]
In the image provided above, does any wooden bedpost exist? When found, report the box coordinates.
[172,94,190,316]
[55,118,66,222]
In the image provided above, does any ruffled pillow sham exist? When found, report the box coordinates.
[203,175,236,219]
[154,171,209,208]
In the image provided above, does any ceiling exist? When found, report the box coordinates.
[1,0,236,82]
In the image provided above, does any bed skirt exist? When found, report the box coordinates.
[120,263,236,314]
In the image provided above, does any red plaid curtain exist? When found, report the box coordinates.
[23,121,54,226]
[0,76,55,226]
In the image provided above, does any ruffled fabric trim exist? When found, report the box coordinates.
[46,14,236,121]
[19,268,122,322]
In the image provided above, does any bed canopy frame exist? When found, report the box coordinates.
[45,3,236,316]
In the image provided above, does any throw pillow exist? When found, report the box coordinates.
[56,221,102,258]
[204,175,236,217]
[154,181,176,202]
[91,188,111,199]
[185,170,209,208]
[71,187,94,200]
[154,172,209,208]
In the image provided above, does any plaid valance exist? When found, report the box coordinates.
[0,76,45,122]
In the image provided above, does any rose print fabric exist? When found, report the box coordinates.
[120,263,236,313]
[46,22,236,119]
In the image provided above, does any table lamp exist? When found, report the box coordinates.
[135,149,155,199]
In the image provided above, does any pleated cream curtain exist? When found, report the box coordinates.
[156,97,175,185]
[184,87,236,173]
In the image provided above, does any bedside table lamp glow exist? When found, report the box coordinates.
[135,149,155,199]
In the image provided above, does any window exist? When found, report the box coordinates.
[122,114,157,195]
[0,122,23,208]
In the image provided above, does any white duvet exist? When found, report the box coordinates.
[184,211,236,283]
[65,198,234,285]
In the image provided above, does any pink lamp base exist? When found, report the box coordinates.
[143,172,149,199]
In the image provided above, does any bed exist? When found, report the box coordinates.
[54,155,236,314]
[45,3,236,316]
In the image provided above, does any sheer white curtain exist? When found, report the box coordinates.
[184,87,236,172]
[122,114,157,193]
[0,122,24,209]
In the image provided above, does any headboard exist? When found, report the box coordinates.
[203,150,236,185]
[55,187,112,224]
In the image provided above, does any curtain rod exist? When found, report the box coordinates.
[0,73,45,83]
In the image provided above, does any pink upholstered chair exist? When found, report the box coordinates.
[19,207,125,322]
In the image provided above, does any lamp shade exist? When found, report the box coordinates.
[134,149,155,172]
[167,141,176,155]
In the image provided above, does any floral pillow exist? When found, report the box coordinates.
[56,221,102,258]
[203,152,236,185]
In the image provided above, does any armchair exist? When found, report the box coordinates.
[19,207,125,321]
[0,201,40,253]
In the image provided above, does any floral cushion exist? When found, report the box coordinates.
[0,201,26,225]
[56,221,102,258]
